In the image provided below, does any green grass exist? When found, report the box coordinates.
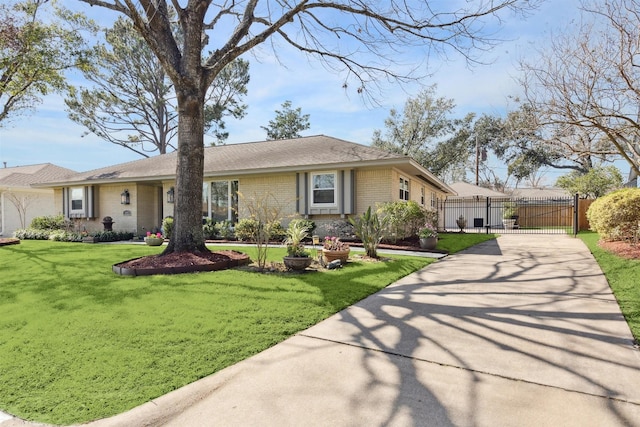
[0,240,438,425]
[578,232,640,342]
[436,232,499,254]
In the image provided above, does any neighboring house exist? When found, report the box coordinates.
[35,136,455,236]
[0,163,76,237]
[506,187,572,199]
[443,182,508,230]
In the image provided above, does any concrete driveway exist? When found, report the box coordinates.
[3,234,639,426]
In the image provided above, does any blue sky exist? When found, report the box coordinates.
[0,0,584,184]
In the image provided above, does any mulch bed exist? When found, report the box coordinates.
[598,240,640,260]
[113,250,250,276]
[0,238,20,246]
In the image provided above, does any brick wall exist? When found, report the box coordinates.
[237,174,298,219]
[356,168,392,213]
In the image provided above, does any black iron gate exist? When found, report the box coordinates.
[439,195,577,234]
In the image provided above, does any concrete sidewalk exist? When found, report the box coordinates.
[4,234,640,426]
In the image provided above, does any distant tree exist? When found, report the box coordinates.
[66,17,248,156]
[261,101,310,140]
[0,0,94,125]
[78,0,536,255]
[372,86,469,177]
[518,0,640,178]
[556,165,623,199]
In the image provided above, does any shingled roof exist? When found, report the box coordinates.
[36,135,453,193]
[0,163,76,188]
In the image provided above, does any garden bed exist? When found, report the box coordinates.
[113,250,250,276]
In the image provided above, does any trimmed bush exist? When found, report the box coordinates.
[234,218,259,241]
[162,217,174,240]
[378,200,437,242]
[13,228,51,240]
[587,188,640,242]
[30,215,69,230]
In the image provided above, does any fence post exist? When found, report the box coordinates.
[486,197,491,234]
[573,193,579,236]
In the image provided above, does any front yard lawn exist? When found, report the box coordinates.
[0,240,438,425]
[578,232,640,342]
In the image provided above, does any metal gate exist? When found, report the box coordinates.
[439,195,578,234]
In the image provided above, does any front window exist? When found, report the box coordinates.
[431,191,436,208]
[70,187,84,213]
[203,180,238,222]
[311,172,336,206]
[399,177,409,201]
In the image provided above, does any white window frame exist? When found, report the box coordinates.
[310,171,338,207]
[70,187,85,215]
[203,180,239,222]
[431,191,437,209]
[420,187,425,206]
[399,177,410,201]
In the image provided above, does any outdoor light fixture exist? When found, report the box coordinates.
[121,189,130,205]
[167,187,175,203]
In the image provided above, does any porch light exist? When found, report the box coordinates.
[167,187,175,203]
[121,189,130,205]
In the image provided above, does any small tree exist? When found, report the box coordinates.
[238,192,284,270]
[261,101,310,140]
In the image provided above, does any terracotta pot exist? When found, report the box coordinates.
[322,248,350,264]
[145,237,164,246]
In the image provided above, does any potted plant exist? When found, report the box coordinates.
[283,221,312,270]
[502,201,518,230]
[322,236,350,264]
[418,222,438,250]
[145,231,164,246]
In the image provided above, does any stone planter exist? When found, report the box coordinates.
[503,219,516,230]
[145,237,164,246]
[283,256,313,271]
[322,248,350,265]
[419,237,438,250]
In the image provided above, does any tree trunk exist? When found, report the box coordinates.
[163,86,208,254]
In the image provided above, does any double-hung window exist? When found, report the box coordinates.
[311,172,337,206]
[70,187,85,215]
[399,177,410,201]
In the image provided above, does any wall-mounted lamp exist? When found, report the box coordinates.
[121,189,130,205]
[167,187,175,203]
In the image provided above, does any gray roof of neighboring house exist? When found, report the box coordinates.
[507,187,572,199]
[0,163,76,189]
[448,182,507,198]
[35,135,455,194]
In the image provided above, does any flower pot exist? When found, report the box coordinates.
[283,256,313,271]
[145,237,164,246]
[419,237,438,250]
[503,219,516,230]
[322,248,350,264]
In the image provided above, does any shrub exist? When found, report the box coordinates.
[215,220,234,240]
[349,206,389,258]
[13,228,51,240]
[162,217,174,240]
[587,188,640,243]
[269,221,286,242]
[317,220,353,239]
[202,218,217,240]
[30,215,68,230]
[235,218,259,241]
[378,200,435,242]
